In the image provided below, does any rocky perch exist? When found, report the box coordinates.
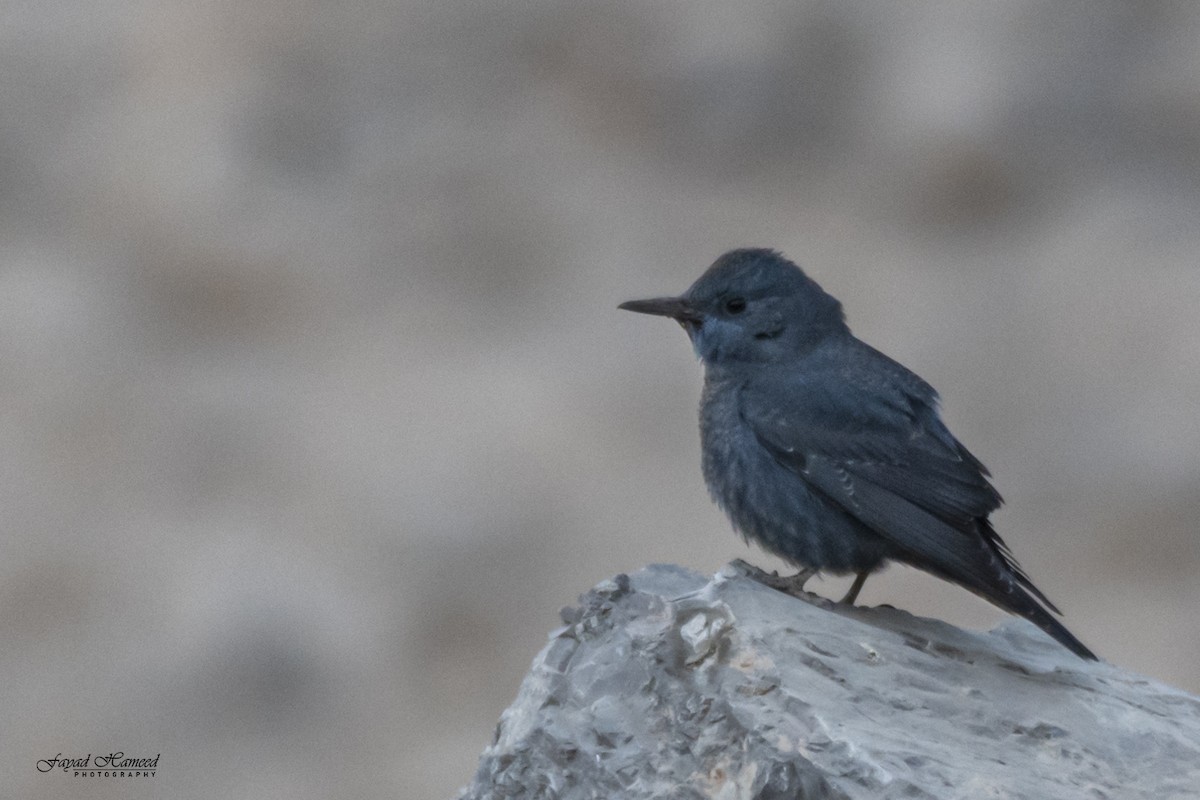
[459,562,1200,800]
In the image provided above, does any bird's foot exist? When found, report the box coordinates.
[729,559,818,600]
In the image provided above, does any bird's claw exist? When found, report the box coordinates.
[729,559,819,600]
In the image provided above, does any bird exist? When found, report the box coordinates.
[619,247,1096,660]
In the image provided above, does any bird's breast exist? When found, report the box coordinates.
[697,372,890,573]
[698,375,771,534]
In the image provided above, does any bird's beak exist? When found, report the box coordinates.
[618,295,702,324]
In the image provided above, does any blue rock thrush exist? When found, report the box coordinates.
[620,248,1095,660]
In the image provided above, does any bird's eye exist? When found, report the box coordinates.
[724,297,747,314]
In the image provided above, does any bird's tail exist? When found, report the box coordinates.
[950,570,1096,661]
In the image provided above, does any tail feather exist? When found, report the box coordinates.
[946,565,1096,661]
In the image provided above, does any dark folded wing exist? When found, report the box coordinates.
[742,346,1055,611]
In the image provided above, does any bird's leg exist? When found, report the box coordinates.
[840,570,869,605]
[777,567,818,596]
[729,559,818,599]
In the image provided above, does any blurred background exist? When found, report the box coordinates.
[3,1,1199,797]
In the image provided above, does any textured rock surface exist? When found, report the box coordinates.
[460,563,1200,800]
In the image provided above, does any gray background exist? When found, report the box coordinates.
[3,2,1199,798]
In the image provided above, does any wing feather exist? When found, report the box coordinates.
[743,340,1056,611]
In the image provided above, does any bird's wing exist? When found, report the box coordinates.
[742,341,1054,610]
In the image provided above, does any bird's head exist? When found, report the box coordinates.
[620,248,847,365]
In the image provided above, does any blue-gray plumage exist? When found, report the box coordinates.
[620,248,1095,660]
